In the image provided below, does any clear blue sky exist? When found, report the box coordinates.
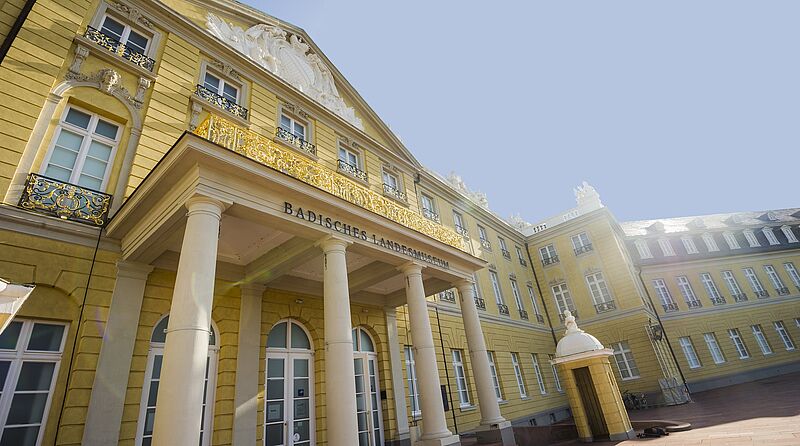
[242,1,799,223]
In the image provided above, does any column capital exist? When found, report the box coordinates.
[115,261,154,280]
[318,235,351,253]
[398,261,424,276]
[239,282,266,296]
[454,278,475,292]
[185,195,227,218]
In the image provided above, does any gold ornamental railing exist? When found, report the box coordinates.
[18,173,112,226]
[193,115,464,250]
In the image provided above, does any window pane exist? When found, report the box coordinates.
[6,393,49,424]
[280,115,291,130]
[94,120,119,140]
[16,362,55,391]
[54,129,84,154]
[293,122,305,139]
[222,83,238,102]
[77,175,102,191]
[65,108,92,129]
[48,146,79,175]
[100,16,125,40]
[0,321,23,350]
[127,30,148,54]
[27,324,64,351]
[151,317,169,343]
[267,322,287,348]
[290,323,310,350]
[0,425,40,446]
[360,330,374,352]
[203,73,221,93]
[0,361,10,388]
[266,377,283,399]
[293,358,309,378]
[267,358,284,378]
[265,424,283,446]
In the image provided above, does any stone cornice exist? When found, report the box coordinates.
[0,205,120,251]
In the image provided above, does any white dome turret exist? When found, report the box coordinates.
[555,311,605,357]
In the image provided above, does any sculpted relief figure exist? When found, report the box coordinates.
[205,13,363,129]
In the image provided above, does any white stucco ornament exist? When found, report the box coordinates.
[555,310,605,357]
[574,181,603,209]
[206,13,363,129]
[445,171,489,208]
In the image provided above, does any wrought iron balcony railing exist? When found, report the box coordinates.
[754,290,769,299]
[574,244,594,256]
[686,300,703,309]
[337,160,368,183]
[662,302,679,312]
[438,290,456,303]
[422,208,440,223]
[776,287,790,296]
[732,293,748,302]
[535,313,545,324]
[501,249,511,260]
[84,26,155,71]
[474,297,486,310]
[542,255,559,266]
[382,183,407,202]
[558,310,577,322]
[519,257,527,267]
[594,301,616,313]
[196,84,249,120]
[18,173,112,226]
[275,126,316,156]
[480,239,492,251]
[518,309,529,320]
[454,225,469,239]
[497,303,510,316]
[710,296,727,305]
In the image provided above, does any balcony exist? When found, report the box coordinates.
[497,303,510,316]
[776,287,790,296]
[337,160,368,183]
[454,225,469,239]
[438,290,456,303]
[686,300,703,309]
[518,309,529,320]
[662,302,679,312]
[84,26,156,72]
[754,290,769,299]
[558,310,577,322]
[275,126,316,156]
[196,84,249,120]
[574,244,594,256]
[518,257,527,267]
[480,239,492,251]
[422,208,440,223]
[541,255,559,267]
[474,298,486,310]
[535,313,544,324]
[382,183,407,202]
[732,293,748,302]
[501,249,511,260]
[710,296,727,305]
[18,173,112,227]
[594,301,616,313]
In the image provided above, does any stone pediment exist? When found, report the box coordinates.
[206,13,363,130]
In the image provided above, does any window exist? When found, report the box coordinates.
[658,238,676,256]
[43,106,120,190]
[723,231,741,250]
[451,350,471,407]
[762,227,780,246]
[489,271,505,305]
[515,246,525,262]
[703,333,726,364]
[487,351,502,401]
[763,265,786,292]
[681,236,699,254]
[404,346,420,417]
[526,285,541,316]
[531,354,547,394]
[743,267,766,296]
[498,237,509,252]
[571,232,592,254]
[700,273,723,303]
[751,325,772,355]
[478,225,489,242]
[99,15,149,54]
[743,230,760,248]
[338,145,360,168]
[138,316,217,446]
[420,193,438,221]
[511,353,527,398]
[773,321,795,351]
[585,272,613,304]
[510,279,524,310]
[702,233,719,252]
[551,283,575,316]
[548,354,562,392]
[539,244,558,264]
[676,276,700,307]
[634,239,652,259]
[784,262,800,289]
[202,71,239,103]
[781,225,798,243]
[678,337,702,368]
[728,329,750,359]
[653,279,676,309]
[611,341,640,380]
[452,211,467,235]
[382,170,400,189]
[0,320,67,446]
[280,113,308,141]
[721,271,744,298]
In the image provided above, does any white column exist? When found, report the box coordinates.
[233,283,264,446]
[455,280,505,425]
[385,307,410,443]
[400,263,460,446]
[152,196,225,446]
[320,237,359,446]
[83,261,153,446]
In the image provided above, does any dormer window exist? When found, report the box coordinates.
[681,236,698,254]
[762,227,780,246]
[781,225,798,243]
[743,230,760,248]
[658,238,675,256]
[702,233,719,252]
[723,231,740,249]
[634,239,652,259]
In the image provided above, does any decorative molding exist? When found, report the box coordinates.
[445,171,489,209]
[65,67,148,109]
[337,134,358,150]
[135,76,151,103]
[189,101,204,131]
[205,13,363,129]
[281,101,309,119]
[68,45,90,76]
[208,58,241,81]
[108,0,154,30]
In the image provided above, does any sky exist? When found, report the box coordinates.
[242,1,799,224]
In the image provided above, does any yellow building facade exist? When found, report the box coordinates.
[0,1,797,446]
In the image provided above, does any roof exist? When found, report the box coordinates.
[620,208,800,237]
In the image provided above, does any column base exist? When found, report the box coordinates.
[608,429,636,441]
[414,433,461,446]
[475,420,516,446]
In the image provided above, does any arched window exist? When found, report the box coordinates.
[265,320,314,446]
[136,316,218,446]
[352,327,383,446]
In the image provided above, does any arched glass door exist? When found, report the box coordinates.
[265,320,314,446]
[352,327,383,446]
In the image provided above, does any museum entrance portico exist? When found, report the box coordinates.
[76,128,517,446]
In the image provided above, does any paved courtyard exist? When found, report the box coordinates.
[560,371,800,446]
